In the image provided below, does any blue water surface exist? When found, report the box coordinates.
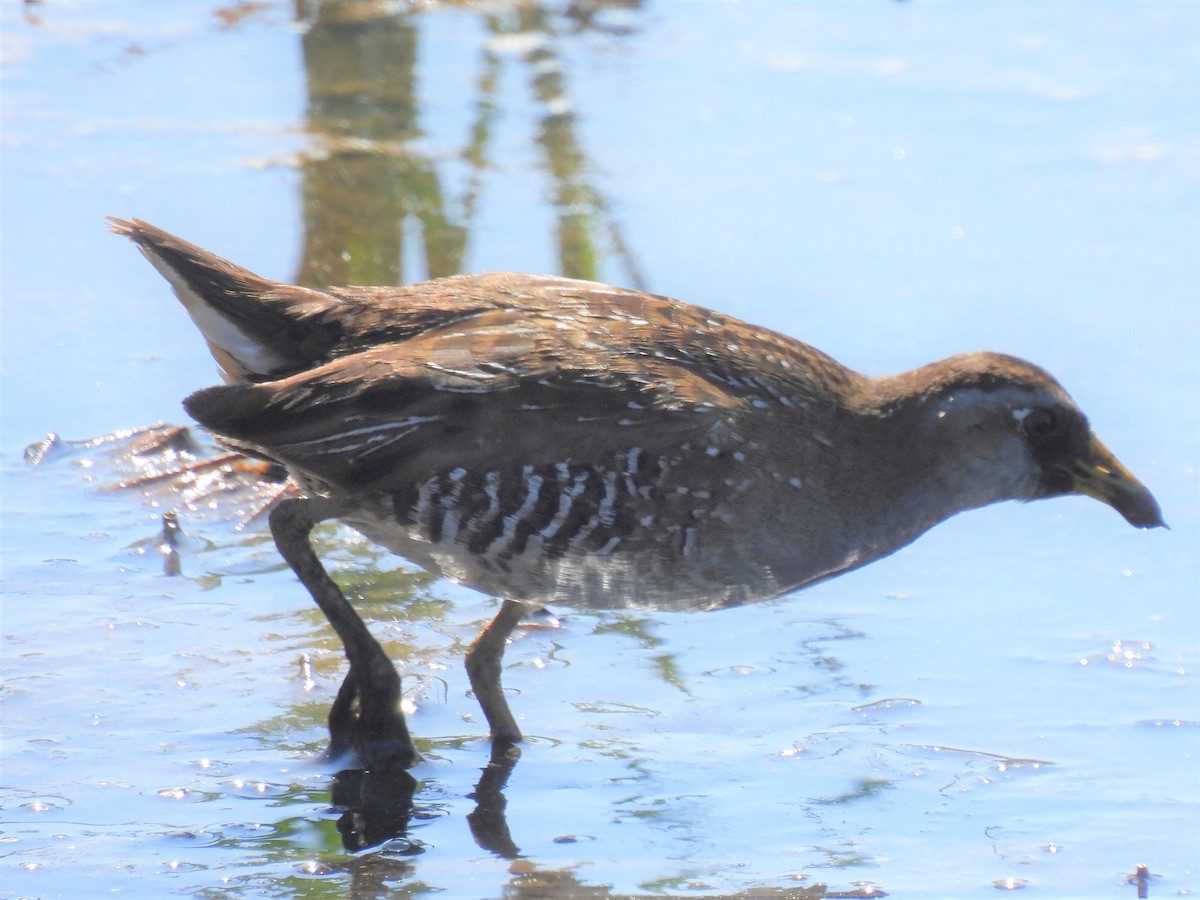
[2,2,1196,898]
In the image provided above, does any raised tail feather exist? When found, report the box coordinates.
[108,217,344,382]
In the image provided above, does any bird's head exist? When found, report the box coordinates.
[874,352,1165,529]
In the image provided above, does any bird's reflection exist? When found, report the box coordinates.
[330,767,420,854]
[328,743,522,858]
[466,744,523,858]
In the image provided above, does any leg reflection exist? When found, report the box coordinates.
[331,767,420,854]
[330,744,523,857]
[467,742,523,858]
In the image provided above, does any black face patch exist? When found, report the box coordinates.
[1020,405,1089,496]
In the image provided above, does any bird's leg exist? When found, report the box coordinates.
[464,599,526,747]
[269,497,420,771]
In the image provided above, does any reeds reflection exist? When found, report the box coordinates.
[293,0,646,290]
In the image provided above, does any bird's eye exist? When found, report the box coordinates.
[1020,408,1062,442]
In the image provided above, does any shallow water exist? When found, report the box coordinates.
[2,2,1197,898]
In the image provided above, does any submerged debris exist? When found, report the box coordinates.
[25,423,292,575]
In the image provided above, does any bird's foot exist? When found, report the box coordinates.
[357,735,422,774]
[327,671,421,772]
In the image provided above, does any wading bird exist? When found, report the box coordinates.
[112,218,1163,771]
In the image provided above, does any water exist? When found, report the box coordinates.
[2,2,1197,897]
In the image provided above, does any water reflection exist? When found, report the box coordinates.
[465,744,522,858]
[293,0,645,290]
[296,2,462,287]
[329,766,421,853]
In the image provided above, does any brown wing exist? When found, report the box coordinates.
[184,307,748,492]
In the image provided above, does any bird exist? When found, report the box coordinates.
[111,217,1164,771]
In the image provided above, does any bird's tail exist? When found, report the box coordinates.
[109,218,343,383]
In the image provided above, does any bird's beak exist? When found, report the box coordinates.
[1069,435,1166,529]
